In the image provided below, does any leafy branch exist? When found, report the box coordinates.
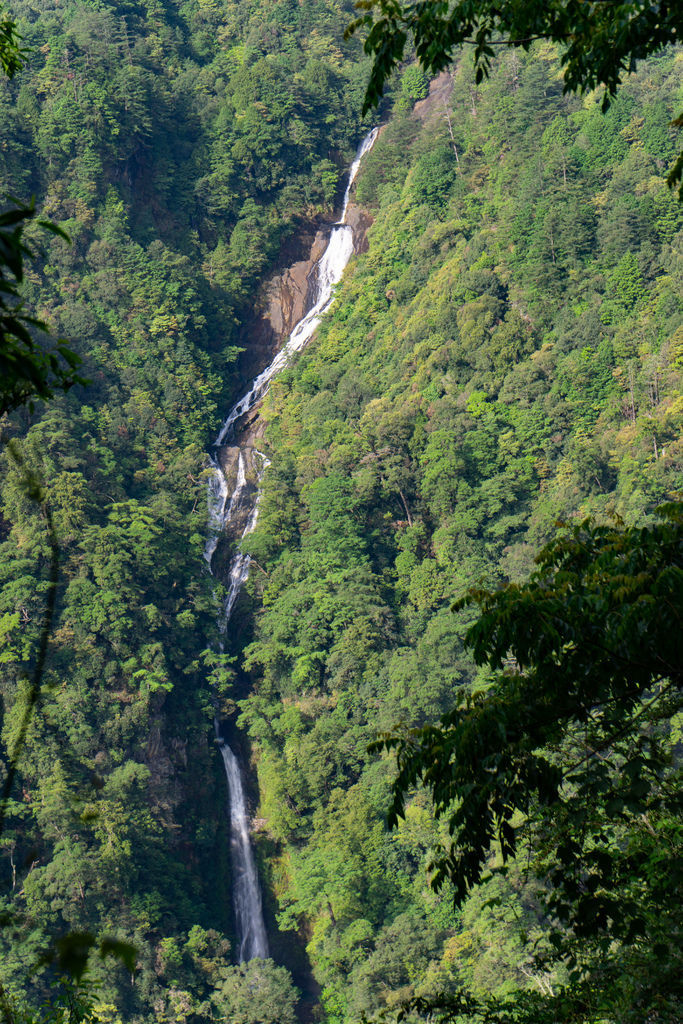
[0,200,86,416]
[0,444,58,839]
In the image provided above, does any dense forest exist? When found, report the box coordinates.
[0,1,681,1022]
[236,46,682,1023]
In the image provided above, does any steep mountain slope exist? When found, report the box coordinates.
[236,45,683,1022]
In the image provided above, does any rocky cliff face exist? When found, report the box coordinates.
[262,229,329,339]
[412,69,455,122]
[236,190,374,389]
[344,201,374,253]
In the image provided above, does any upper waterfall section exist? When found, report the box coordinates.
[214,128,379,448]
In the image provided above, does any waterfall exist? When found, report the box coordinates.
[204,457,229,566]
[209,450,270,963]
[214,126,379,446]
[217,732,270,961]
[205,127,378,963]
[220,454,267,630]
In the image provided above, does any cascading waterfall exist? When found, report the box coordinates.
[205,127,378,963]
[209,451,270,962]
[214,126,379,446]
[204,458,229,566]
[220,454,268,630]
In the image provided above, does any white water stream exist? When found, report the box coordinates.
[217,725,270,962]
[205,128,378,963]
[214,127,379,446]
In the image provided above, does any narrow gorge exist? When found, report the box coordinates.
[204,128,379,962]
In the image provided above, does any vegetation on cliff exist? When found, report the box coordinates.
[237,44,683,1022]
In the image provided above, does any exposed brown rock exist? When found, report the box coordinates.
[261,229,326,338]
[345,201,374,254]
[234,196,373,398]
[412,70,455,122]
[226,176,375,445]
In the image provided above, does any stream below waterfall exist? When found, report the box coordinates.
[204,127,378,963]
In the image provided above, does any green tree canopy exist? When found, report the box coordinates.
[347,0,683,194]
[0,202,84,416]
[375,503,683,1020]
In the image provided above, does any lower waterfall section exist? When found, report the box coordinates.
[217,727,270,962]
[206,128,378,963]
[211,447,270,961]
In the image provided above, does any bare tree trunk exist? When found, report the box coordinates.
[398,489,413,527]
[443,102,459,164]
[469,86,477,117]
[628,363,637,424]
